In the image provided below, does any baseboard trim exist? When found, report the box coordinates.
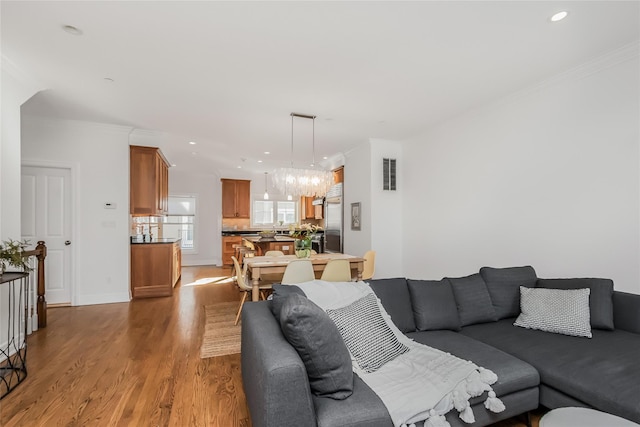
[76,292,130,306]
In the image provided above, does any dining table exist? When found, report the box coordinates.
[245,253,365,301]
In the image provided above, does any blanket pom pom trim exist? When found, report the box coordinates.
[484,390,506,413]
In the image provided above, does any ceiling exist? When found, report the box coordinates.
[2,1,639,176]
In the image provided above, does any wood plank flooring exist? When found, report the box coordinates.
[0,265,543,426]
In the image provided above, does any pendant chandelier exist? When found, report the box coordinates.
[271,113,333,198]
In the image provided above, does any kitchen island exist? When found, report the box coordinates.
[131,238,181,298]
[243,235,296,256]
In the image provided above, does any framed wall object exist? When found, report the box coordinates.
[351,202,361,231]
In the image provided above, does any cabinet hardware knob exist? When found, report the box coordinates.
[65,240,71,246]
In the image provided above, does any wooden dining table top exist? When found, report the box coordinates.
[245,253,364,267]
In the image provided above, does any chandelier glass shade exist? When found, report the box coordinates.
[272,113,333,198]
[271,167,333,198]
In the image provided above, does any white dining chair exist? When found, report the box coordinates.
[264,250,284,257]
[281,259,315,284]
[362,250,376,280]
[232,256,272,325]
[320,259,352,282]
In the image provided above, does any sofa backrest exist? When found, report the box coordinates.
[367,278,416,333]
[480,266,538,320]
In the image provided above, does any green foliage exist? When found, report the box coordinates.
[0,239,32,273]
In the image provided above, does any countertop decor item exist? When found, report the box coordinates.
[0,239,31,275]
[271,113,333,198]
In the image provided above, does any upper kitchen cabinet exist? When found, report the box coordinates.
[221,179,251,218]
[130,145,170,216]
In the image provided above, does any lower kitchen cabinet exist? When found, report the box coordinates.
[131,240,182,298]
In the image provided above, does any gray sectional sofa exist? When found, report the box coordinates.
[241,266,640,427]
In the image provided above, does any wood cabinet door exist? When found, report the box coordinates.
[305,197,315,219]
[314,204,323,219]
[235,180,251,218]
[222,236,242,265]
[221,180,237,218]
[130,146,157,215]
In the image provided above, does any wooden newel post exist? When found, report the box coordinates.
[36,240,47,328]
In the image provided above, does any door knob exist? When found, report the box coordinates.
[65,240,71,246]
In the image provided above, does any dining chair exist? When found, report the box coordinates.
[264,250,284,257]
[281,259,315,285]
[362,250,376,280]
[320,259,352,282]
[232,256,272,325]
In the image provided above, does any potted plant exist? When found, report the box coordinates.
[0,239,31,276]
[289,223,321,258]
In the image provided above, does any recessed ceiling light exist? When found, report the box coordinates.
[257,160,263,163]
[62,25,83,36]
[189,141,196,145]
[550,11,568,22]
[237,166,242,169]
[264,151,270,155]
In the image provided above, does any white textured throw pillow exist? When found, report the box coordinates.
[514,286,592,338]
[326,293,409,372]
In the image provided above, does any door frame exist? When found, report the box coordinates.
[21,159,78,306]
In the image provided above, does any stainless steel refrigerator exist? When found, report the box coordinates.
[324,183,343,253]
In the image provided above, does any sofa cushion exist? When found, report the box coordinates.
[537,278,614,330]
[461,319,640,424]
[368,277,416,333]
[407,279,461,331]
[279,293,354,399]
[447,273,498,326]
[326,292,409,373]
[406,330,539,398]
[480,266,537,319]
[269,284,306,319]
[514,287,592,338]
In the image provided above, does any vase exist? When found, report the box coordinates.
[295,238,312,258]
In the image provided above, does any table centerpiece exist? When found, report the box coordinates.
[289,223,321,258]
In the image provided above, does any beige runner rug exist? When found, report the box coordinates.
[200,301,242,358]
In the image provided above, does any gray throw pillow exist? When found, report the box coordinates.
[326,293,409,373]
[279,293,354,399]
[447,273,498,327]
[480,266,538,319]
[514,287,592,338]
[269,284,306,319]
[368,278,417,333]
[536,278,614,330]
[407,279,461,331]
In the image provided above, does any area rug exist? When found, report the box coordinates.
[200,301,242,358]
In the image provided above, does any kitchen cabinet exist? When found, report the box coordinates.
[130,145,170,215]
[332,167,344,184]
[131,240,181,298]
[302,196,316,219]
[314,204,323,220]
[221,179,251,218]
[222,235,242,265]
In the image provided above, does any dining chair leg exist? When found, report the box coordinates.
[235,291,248,325]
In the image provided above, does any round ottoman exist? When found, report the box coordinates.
[540,407,639,427]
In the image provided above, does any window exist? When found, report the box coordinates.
[252,197,298,227]
[163,195,196,251]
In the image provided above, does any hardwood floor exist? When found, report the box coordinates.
[0,265,542,426]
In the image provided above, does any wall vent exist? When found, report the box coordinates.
[383,158,396,191]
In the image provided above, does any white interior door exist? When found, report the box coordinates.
[21,165,73,305]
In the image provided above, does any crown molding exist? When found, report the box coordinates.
[496,40,640,110]
[1,54,46,102]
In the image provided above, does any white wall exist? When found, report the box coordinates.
[370,139,404,278]
[344,142,372,258]
[170,170,221,266]
[403,48,640,294]
[344,138,404,279]
[21,117,131,305]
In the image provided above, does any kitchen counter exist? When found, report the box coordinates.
[130,237,181,244]
[243,235,296,243]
